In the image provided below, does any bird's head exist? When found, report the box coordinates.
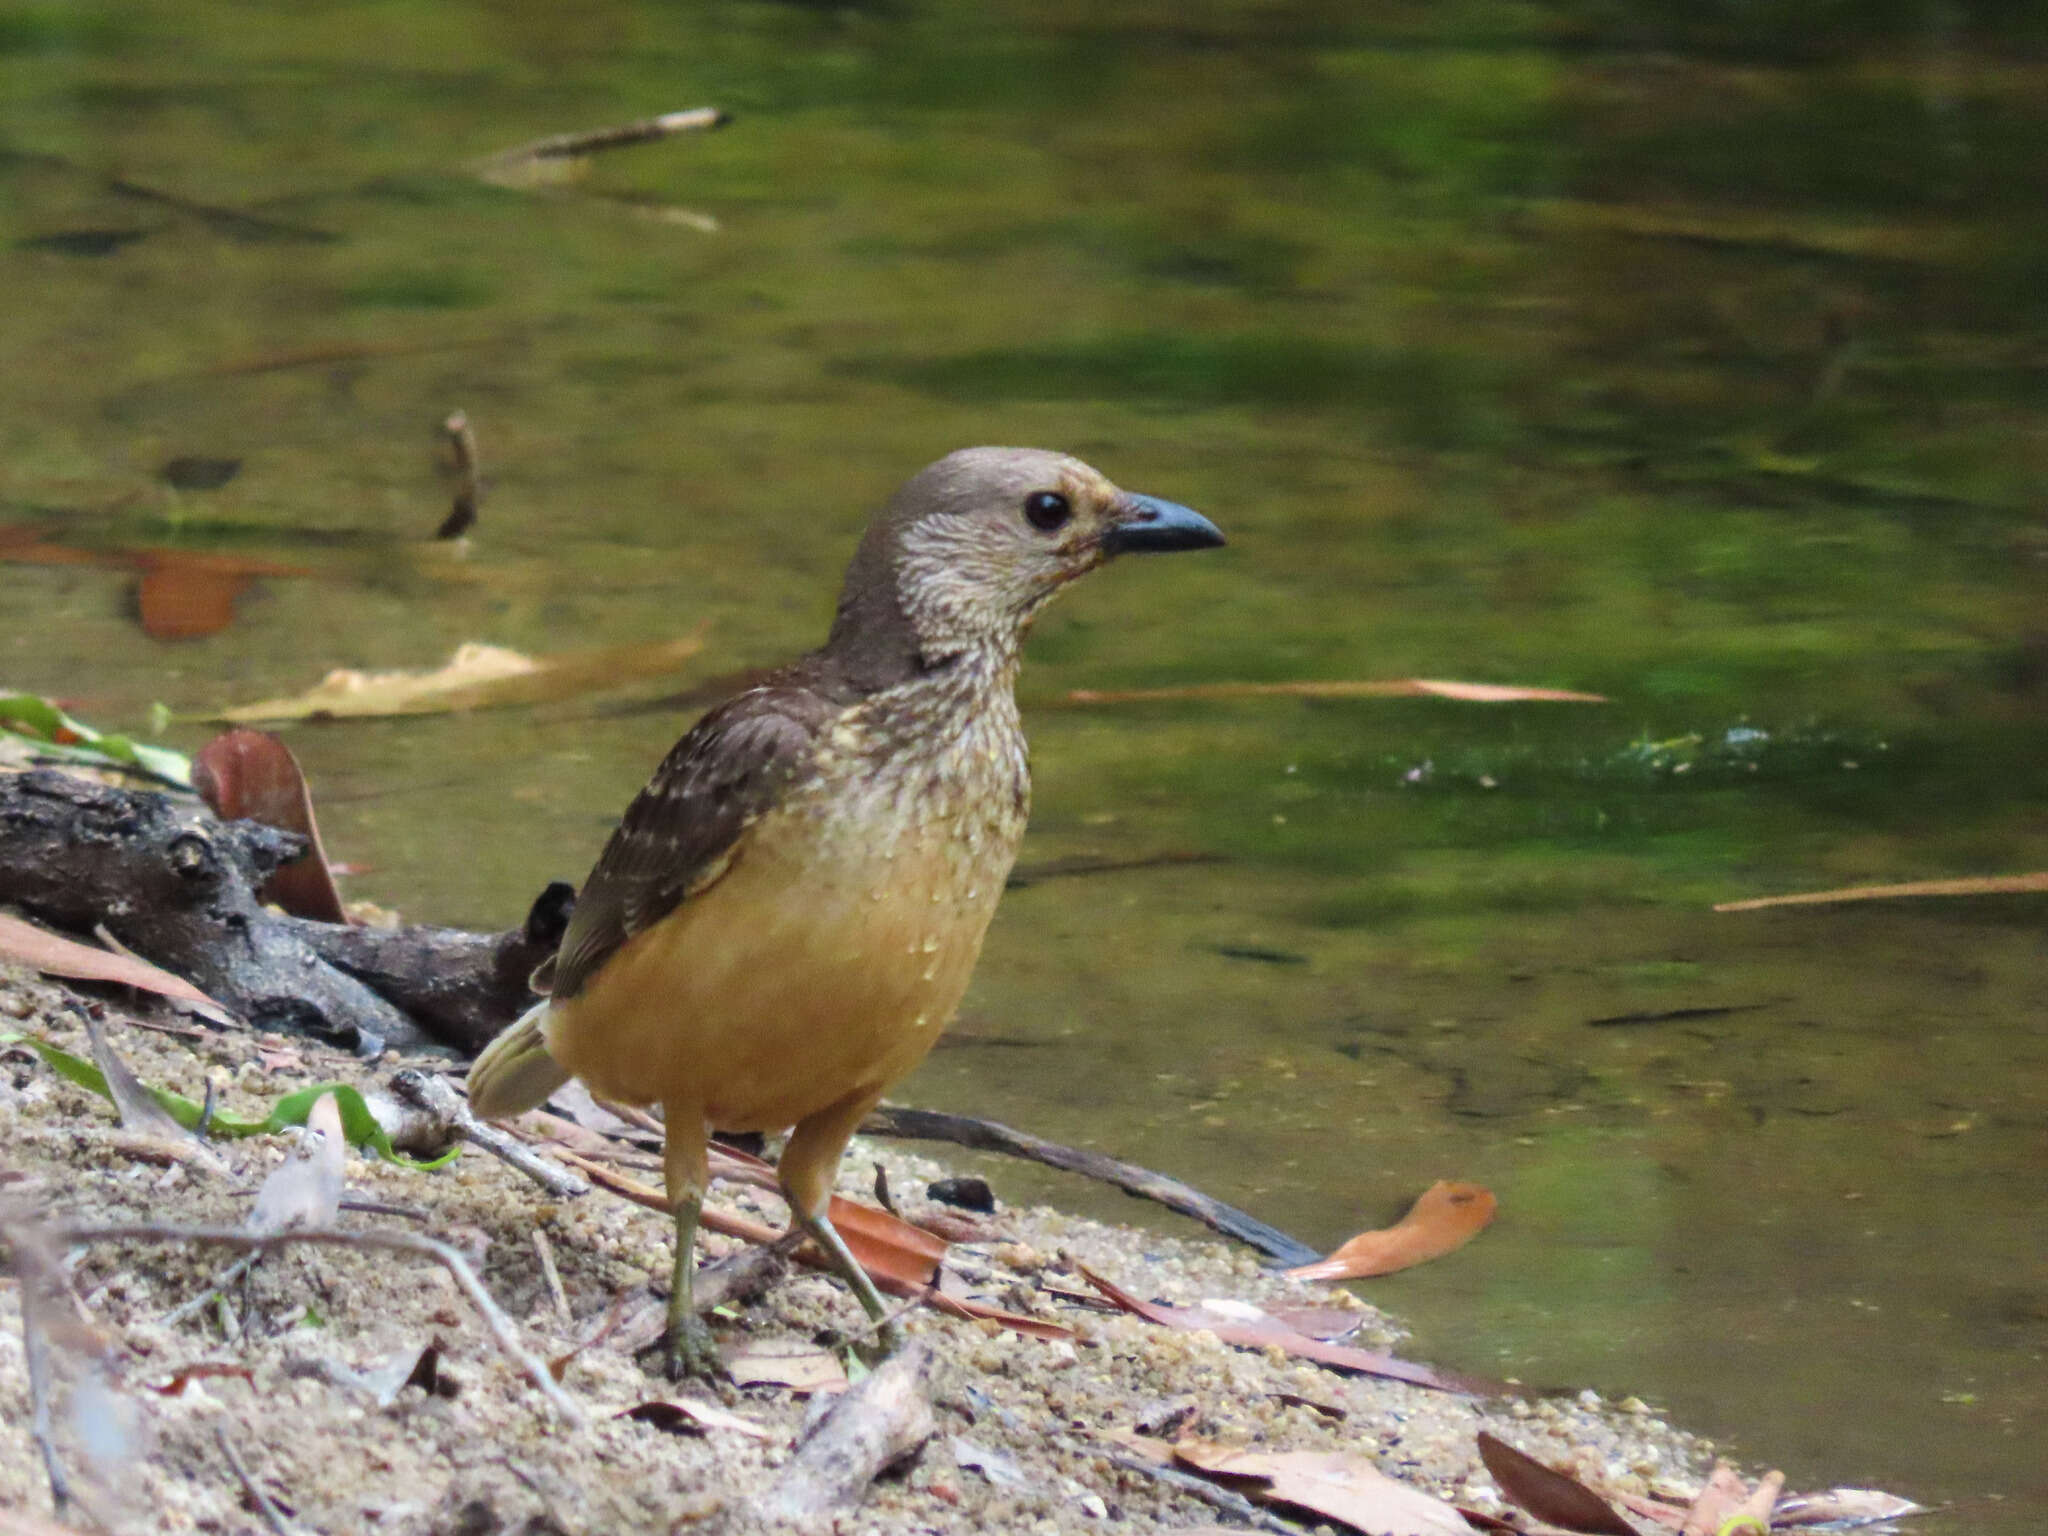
[829,446,1224,672]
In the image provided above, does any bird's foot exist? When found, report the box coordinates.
[661,1313,723,1382]
[848,1314,907,1370]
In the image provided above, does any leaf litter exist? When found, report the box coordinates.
[0,971,1923,1533]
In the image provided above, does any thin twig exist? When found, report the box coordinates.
[55,1221,586,1428]
[390,1069,589,1199]
[215,1426,300,1536]
[531,1228,571,1327]
[22,1311,71,1515]
[160,1254,255,1328]
[483,108,728,167]
[436,412,482,539]
[1105,1452,1305,1535]
[858,1104,1321,1267]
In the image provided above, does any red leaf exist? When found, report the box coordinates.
[194,729,349,923]
[0,912,229,1019]
[1476,1432,1639,1536]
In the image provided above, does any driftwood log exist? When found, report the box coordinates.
[0,769,560,1056]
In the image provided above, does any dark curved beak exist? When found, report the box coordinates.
[1102,493,1226,556]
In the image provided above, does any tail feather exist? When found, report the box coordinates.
[467,1001,570,1120]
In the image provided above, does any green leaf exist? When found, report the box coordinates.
[1,1031,460,1169]
[268,1083,462,1169]
[0,693,194,789]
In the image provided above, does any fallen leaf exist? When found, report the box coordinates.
[1061,679,1607,706]
[214,629,709,722]
[194,728,349,923]
[1264,1306,1369,1341]
[1269,1389,1347,1421]
[1772,1487,1924,1526]
[1476,1432,1639,1535]
[1287,1181,1498,1282]
[710,1137,950,1292]
[137,552,292,640]
[2,1031,458,1167]
[1171,1439,1472,1535]
[1716,872,2048,912]
[1679,1460,1783,1536]
[724,1342,848,1395]
[0,693,194,787]
[622,1398,773,1439]
[84,1015,196,1143]
[247,1091,346,1234]
[1078,1265,1493,1394]
[950,1435,1030,1488]
[0,912,230,1020]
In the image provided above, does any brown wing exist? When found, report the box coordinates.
[548,683,839,1002]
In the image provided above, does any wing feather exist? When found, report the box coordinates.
[548,684,836,1001]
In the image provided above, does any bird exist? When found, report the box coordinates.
[467,446,1223,1376]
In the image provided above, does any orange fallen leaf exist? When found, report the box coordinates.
[1061,678,1607,706]
[1171,1439,1472,1535]
[1286,1180,1497,1282]
[195,728,349,923]
[1716,872,2048,912]
[0,912,231,1021]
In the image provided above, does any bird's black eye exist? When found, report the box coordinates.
[1023,490,1071,532]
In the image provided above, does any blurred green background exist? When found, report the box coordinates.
[2,1,2043,1527]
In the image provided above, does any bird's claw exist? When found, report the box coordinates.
[662,1314,723,1382]
[848,1316,907,1370]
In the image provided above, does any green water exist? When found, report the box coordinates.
[4,2,2043,1526]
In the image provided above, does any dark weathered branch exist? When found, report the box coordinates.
[858,1104,1321,1269]
[0,770,555,1056]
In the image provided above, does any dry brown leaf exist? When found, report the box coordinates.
[1062,678,1607,706]
[621,1398,773,1439]
[1773,1487,1924,1525]
[213,629,708,722]
[1172,1439,1472,1535]
[724,1343,848,1395]
[1287,1181,1498,1282]
[194,728,349,923]
[0,912,231,1021]
[1078,1265,1491,1394]
[1716,872,2048,912]
[1476,1431,1639,1535]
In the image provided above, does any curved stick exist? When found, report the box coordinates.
[857,1104,1321,1269]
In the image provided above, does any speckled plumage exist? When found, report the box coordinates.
[467,445,1221,1373]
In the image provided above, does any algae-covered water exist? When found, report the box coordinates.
[3,2,2043,1526]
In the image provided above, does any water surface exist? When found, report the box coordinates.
[3,3,2043,1527]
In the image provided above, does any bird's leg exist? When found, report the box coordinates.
[660,1105,719,1381]
[779,1091,902,1356]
